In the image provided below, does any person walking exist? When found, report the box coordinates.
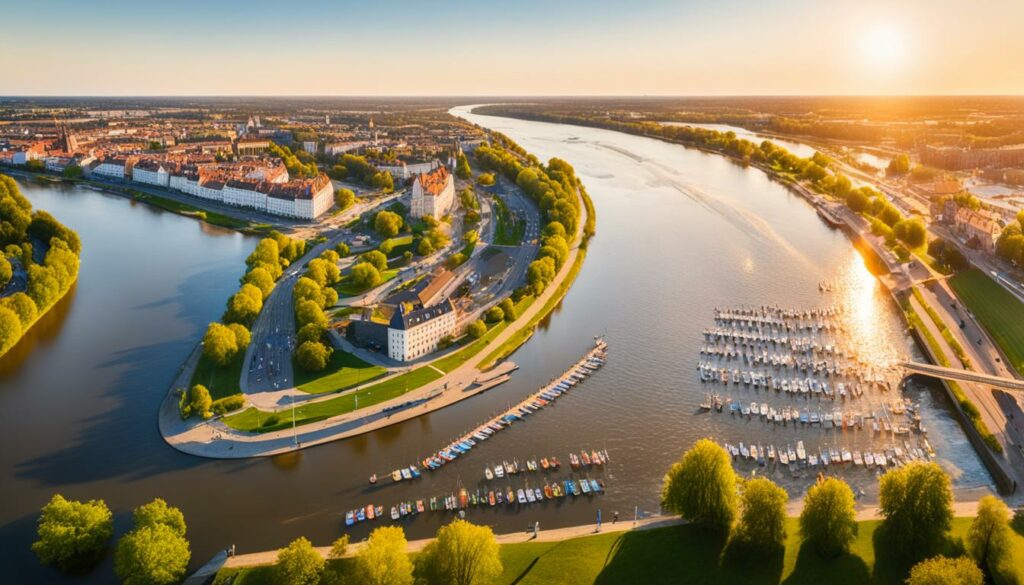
[612,511,619,524]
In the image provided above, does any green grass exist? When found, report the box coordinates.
[432,321,510,373]
[293,350,386,394]
[950,268,1024,375]
[381,235,414,258]
[214,517,1024,585]
[190,354,244,400]
[222,366,442,433]
[130,191,251,230]
[336,269,399,297]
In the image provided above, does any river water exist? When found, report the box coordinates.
[0,112,991,582]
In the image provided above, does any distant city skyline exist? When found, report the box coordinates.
[2,0,1023,96]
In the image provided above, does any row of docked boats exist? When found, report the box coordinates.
[703,393,924,434]
[714,306,844,333]
[345,476,608,527]
[722,437,935,472]
[485,449,608,480]
[379,340,607,484]
[698,366,879,399]
[702,328,845,357]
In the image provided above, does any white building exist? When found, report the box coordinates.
[410,165,454,219]
[386,300,458,362]
[92,157,129,180]
[131,159,171,187]
[378,159,440,181]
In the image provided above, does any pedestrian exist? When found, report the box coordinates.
[534,521,540,539]
[613,511,619,524]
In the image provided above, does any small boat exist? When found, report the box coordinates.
[550,456,561,469]
[368,474,377,485]
[494,464,505,478]
[506,487,515,503]
[581,450,591,466]
[345,511,355,526]
[590,479,602,493]
[357,508,366,522]
[534,487,544,501]
[366,505,375,520]
[580,478,591,494]
[495,490,504,505]
[526,487,536,503]
[569,453,581,469]
[544,484,554,499]
[391,470,402,482]
[796,441,806,461]
[489,491,496,506]
[401,468,412,480]
[375,505,383,518]
[540,457,550,470]
[517,489,527,504]
[429,497,438,511]
[458,488,469,508]
[416,500,425,513]
[485,467,494,480]
[592,450,603,465]
[390,506,399,520]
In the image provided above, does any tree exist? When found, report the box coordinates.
[887,153,911,176]
[799,477,857,558]
[62,165,84,179]
[0,255,11,288]
[242,266,275,299]
[499,298,516,321]
[228,323,250,351]
[294,277,327,308]
[350,262,382,290]
[328,534,349,560]
[734,477,787,551]
[336,242,350,257]
[296,341,331,372]
[906,556,983,585]
[455,153,472,180]
[273,537,324,585]
[351,526,414,585]
[0,305,22,355]
[296,300,328,328]
[879,461,953,557]
[893,218,927,248]
[184,384,213,419]
[967,495,1012,579]
[415,519,502,585]
[417,237,434,256]
[467,320,486,339]
[845,188,870,213]
[334,188,355,211]
[202,322,238,366]
[133,498,186,537]
[463,230,479,246]
[370,171,394,192]
[298,322,326,346]
[361,250,388,272]
[375,210,403,237]
[484,306,504,323]
[246,238,281,275]
[379,239,395,255]
[114,524,190,585]
[476,173,495,186]
[224,284,263,325]
[32,494,113,571]
[661,439,737,533]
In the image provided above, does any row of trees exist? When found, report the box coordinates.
[268,142,318,179]
[661,439,1018,583]
[293,248,342,372]
[330,154,394,192]
[264,519,501,585]
[996,210,1024,266]
[34,494,191,585]
[474,141,583,298]
[0,174,82,357]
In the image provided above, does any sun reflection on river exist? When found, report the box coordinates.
[838,250,906,368]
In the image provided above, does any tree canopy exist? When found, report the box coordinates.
[879,461,953,558]
[967,495,1013,581]
[415,519,502,585]
[734,477,787,551]
[274,537,324,585]
[799,477,858,558]
[351,526,414,585]
[374,211,403,238]
[114,500,190,585]
[906,556,983,585]
[32,494,113,571]
[661,438,737,533]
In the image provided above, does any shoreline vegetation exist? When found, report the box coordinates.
[0,173,81,359]
[469,106,1001,457]
[207,129,596,437]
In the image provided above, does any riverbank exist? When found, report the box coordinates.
[211,499,1024,585]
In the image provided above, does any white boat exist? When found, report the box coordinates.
[796,441,807,461]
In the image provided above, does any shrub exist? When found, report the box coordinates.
[211,394,245,416]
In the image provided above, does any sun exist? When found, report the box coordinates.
[859,23,907,72]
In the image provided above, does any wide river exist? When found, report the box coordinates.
[0,111,991,582]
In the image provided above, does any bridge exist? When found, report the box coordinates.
[901,361,1024,391]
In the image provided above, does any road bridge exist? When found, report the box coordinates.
[901,361,1024,391]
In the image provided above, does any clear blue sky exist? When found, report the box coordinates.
[2,0,1022,95]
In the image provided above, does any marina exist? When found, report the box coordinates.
[370,339,608,485]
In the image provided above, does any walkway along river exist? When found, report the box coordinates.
[0,113,993,583]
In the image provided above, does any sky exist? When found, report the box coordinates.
[2,0,1023,96]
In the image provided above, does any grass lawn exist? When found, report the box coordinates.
[336,268,399,297]
[950,268,1024,374]
[381,235,414,258]
[189,354,244,400]
[222,366,442,433]
[293,350,386,394]
[432,321,509,373]
[214,517,1024,585]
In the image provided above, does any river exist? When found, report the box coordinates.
[0,112,991,582]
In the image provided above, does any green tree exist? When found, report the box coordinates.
[334,188,355,211]
[62,165,84,179]
[228,323,251,351]
[114,524,190,585]
[906,556,983,585]
[735,477,787,551]
[361,250,388,272]
[499,298,516,321]
[133,498,186,537]
[799,477,857,558]
[484,306,504,323]
[455,153,472,180]
[224,284,263,325]
[335,242,350,257]
[273,537,324,585]
[467,320,486,339]
[0,305,22,355]
[202,322,239,366]
[32,494,113,571]
[185,384,213,419]
[464,230,479,246]
[887,153,911,176]
[0,255,11,288]
[374,211,403,237]
[370,171,394,193]
[298,322,326,346]
[328,534,349,560]
[661,438,737,533]
[417,237,434,256]
[296,300,328,329]
[879,461,953,558]
[893,218,927,248]
[476,173,495,186]
[845,188,870,213]
[296,341,331,372]
[350,262,382,290]
[350,526,414,585]
[415,519,502,585]
[967,495,1012,580]
[294,277,327,308]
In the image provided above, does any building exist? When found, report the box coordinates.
[302,141,317,154]
[236,137,271,156]
[386,299,458,362]
[954,207,1001,253]
[92,157,131,180]
[410,165,454,219]
[131,159,171,187]
[378,159,441,181]
[921,144,1024,170]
